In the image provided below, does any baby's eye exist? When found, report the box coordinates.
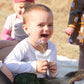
[48,24,53,27]
[38,24,44,27]
[20,7,23,9]
[25,7,28,9]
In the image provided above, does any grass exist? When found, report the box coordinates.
[0,0,79,60]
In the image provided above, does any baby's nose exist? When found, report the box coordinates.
[22,8,25,13]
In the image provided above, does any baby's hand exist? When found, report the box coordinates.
[48,61,57,73]
[65,27,75,36]
[36,60,49,73]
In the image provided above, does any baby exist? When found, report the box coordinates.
[4,4,57,79]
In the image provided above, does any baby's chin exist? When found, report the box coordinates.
[19,16,23,19]
[41,39,48,44]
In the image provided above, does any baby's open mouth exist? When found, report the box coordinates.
[41,34,48,37]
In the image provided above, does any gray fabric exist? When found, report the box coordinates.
[79,44,84,69]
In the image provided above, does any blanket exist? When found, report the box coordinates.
[57,56,84,84]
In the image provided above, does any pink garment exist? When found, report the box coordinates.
[1,28,13,40]
[1,13,28,41]
[14,0,34,3]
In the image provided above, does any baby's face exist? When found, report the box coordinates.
[26,10,53,46]
[14,1,33,18]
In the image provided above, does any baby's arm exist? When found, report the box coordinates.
[4,43,37,74]
[1,15,14,41]
[36,60,57,78]
[1,28,13,40]
[1,28,19,42]
[36,60,49,73]
[65,0,83,36]
[65,26,75,36]
[48,61,57,74]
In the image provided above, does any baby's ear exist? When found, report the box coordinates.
[23,25,28,33]
[23,24,30,36]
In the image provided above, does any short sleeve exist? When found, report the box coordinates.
[4,15,14,31]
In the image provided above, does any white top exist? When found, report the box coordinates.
[4,13,28,41]
[4,37,57,78]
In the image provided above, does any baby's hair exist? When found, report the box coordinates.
[23,4,52,24]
